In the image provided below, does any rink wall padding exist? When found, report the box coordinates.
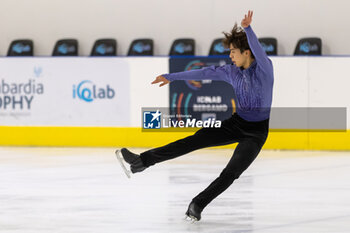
[1,57,350,150]
[1,126,350,150]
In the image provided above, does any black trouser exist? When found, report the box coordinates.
[140,113,269,209]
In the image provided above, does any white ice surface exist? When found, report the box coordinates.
[1,147,350,233]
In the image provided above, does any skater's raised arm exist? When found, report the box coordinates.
[151,65,234,87]
[241,11,272,74]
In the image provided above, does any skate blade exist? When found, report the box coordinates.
[115,150,131,179]
[184,215,198,223]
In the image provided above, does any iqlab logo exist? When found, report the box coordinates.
[73,80,115,102]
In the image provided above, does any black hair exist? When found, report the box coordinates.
[223,23,255,58]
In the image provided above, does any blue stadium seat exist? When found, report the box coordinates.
[294,37,322,55]
[209,38,230,56]
[7,39,34,56]
[169,38,195,56]
[91,39,117,56]
[52,39,78,56]
[128,39,153,56]
[258,37,277,55]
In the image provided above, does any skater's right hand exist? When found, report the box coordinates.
[151,75,170,87]
[241,10,253,28]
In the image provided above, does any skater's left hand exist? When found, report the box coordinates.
[241,10,253,28]
[151,75,170,87]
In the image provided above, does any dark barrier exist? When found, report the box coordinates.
[169,57,235,123]
[159,57,347,132]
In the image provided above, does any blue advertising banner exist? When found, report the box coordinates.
[169,57,236,123]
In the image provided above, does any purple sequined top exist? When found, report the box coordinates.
[164,26,274,122]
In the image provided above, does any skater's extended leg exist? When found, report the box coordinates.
[191,139,265,209]
[117,116,240,175]
[140,117,240,167]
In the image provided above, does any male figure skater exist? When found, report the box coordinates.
[116,11,274,222]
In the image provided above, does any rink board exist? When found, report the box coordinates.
[0,126,349,150]
[0,57,349,150]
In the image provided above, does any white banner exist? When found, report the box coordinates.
[1,57,349,129]
[127,57,169,127]
[0,58,130,126]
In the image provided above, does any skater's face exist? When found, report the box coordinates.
[229,44,252,69]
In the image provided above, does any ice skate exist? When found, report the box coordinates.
[184,201,203,223]
[115,148,146,178]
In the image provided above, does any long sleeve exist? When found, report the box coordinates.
[163,65,235,84]
[244,26,273,74]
